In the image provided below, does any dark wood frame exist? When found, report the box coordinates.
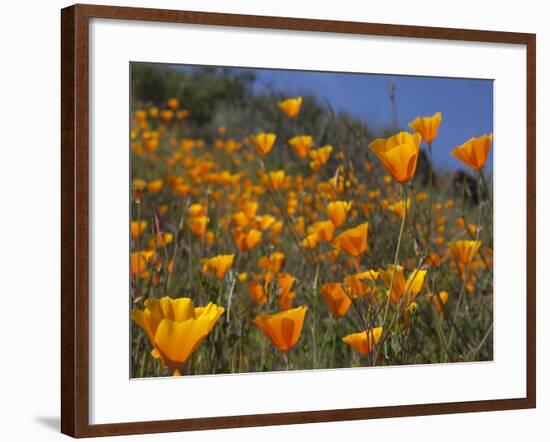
[61,3,536,438]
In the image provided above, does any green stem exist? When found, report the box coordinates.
[447,262,470,349]
[426,142,433,248]
[477,168,493,224]
[374,184,408,363]
[138,342,147,378]
[135,202,142,288]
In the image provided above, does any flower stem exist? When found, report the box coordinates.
[426,142,433,248]
[447,262,470,349]
[284,352,291,370]
[375,184,408,363]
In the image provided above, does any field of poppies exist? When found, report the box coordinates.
[130,65,493,378]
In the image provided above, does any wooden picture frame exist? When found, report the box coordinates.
[61,3,536,437]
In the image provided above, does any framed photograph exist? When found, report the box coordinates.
[61,3,536,437]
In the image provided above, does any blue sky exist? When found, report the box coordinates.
[250,68,493,169]
[168,63,493,169]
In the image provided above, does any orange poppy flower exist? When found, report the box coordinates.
[258,252,286,273]
[160,109,174,122]
[277,96,302,118]
[288,135,314,158]
[148,232,174,248]
[146,179,164,193]
[248,281,267,304]
[149,106,159,118]
[253,306,307,351]
[167,98,179,110]
[188,216,209,237]
[309,145,333,171]
[368,132,421,183]
[343,327,383,355]
[254,214,277,231]
[387,198,410,219]
[343,270,379,298]
[252,133,277,156]
[202,254,235,280]
[131,250,156,278]
[450,134,492,170]
[131,297,224,368]
[319,283,351,319]
[177,109,190,120]
[430,291,449,313]
[276,273,296,310]
[135,109,147,123]
[307,220,335,242]
[409,112,442,144]
[448,240,482,264]
[333,223,369,257]
[232,228,262,252]
[301,232,320,249]
[131,220,147,238]
[326,200,352,227]
[264,170,285,190]
[379,265,427,303]
[188,203,207,218]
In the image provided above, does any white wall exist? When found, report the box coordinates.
[0,0,545,440]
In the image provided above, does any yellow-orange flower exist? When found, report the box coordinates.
[448,240,482,264]
[254,214,277,231]
[309,145,333,171]
[253,306,307,351]
[343,270,379,298]
[131,220,147,238]
[232,228,262,252]
[143,132,160,153]
[343,327,383,355]
[131,250,155,278]
[149,106,159,118]
[387,198,410,219]
[177,109,190,120]
[259,252,285,273]
[301,232,320,249]
[248,281,267,304]
[450,134,493,170]
[205,230,215,245]
[320,283,351,319]
[289,135,314,158]
[160,109,174,123]
[379,265,427,303]
[430,291,449,313]
[131,297,224,368]
[265,170,285,190]
[409,112,442,144]
[167,97,179,110]
[202,254,235,279]
[132,178,147,192]
[148,232,174,248]
[188,203,207,218]
[240,200,258,219]
[232,211,250,228]
[252,132,277,156]
[326,200,352,227]
[188,216,209,237]
[146,179,164,193]
[277,273,296,310]
[307,220,335,242]
[333,223,369,257]
[277,96,302,119]
[135,109,147,124]
[368,132,421,183]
